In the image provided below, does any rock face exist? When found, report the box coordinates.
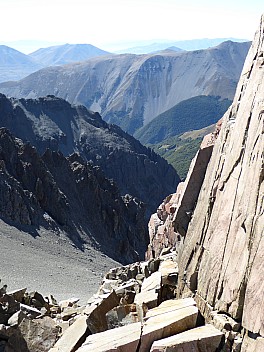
[0,41,250,134]
[0,94,179,217]
[146,121,222,259]
[0,128,149,263]
[146,13,264,351]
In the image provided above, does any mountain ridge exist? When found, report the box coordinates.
[0,41,251,135]
[0,94,179,215]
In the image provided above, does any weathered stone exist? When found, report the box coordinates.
[241,334,264,352]
[141,272,162,292]
[134,289,159,310]
[58,297,80,310]
[7,288,27,303]
[150,324,223,351]
[0,294,20,324]
[211,312,240,332]
[61,306,85,321]
[20,303,41,319]
[78,322,141,352]
[139,305,198,351]
[84,290,120,334]
[106,304,138,328]
[176,14,264,337]
[5,316,60,352]
[134,272,162,310]
[50,315,88,352]
[159,259,178,286]
[144,298,196,320]
[8,310,27,327]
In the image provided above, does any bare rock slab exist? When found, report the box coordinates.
[76,322,142,352]
[139,305,198,352]
[84,290,120,333]
[150,324,223,351]
[134,272,162,310]
[145,298,196,320]
[49,315,88,352]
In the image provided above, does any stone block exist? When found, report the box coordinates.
[145,298,196,320]
[77,322,142,352]
[85,290,120,334]
[139,305,198,351]
[50,315,88,352]
[150,324,223,351]
[7,288,27,303]
[159,259,178,286]
[106,304,138,329]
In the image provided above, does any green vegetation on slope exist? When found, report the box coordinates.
[134,95,231,145]
[150,124,215,180]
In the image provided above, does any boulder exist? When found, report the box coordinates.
[84,290,120,333]
[139,305,198,351]
[49,315,88,352]
[150,324,223,351]
[106,304,138,329]
[144,298,196,320]
[76,322,142,352]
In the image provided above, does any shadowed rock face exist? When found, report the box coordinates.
[0,94,179,217]
[0,128,148,263]
[0,41,250,134]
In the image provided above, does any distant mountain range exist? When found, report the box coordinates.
[0,45,43,82]
[29,43,110,66]
[0,43,110,82]
[115,38,249,54]
[0,41,251,135]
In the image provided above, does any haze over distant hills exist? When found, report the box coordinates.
[115,38,249,54]
[0,40,251,135]
[0,43,110,82]
[0,45,43,82]
[29,43,110,66]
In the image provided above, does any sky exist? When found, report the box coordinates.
[0,0,263,52]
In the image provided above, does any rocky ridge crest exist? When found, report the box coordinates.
[0,94,179,217]
[0,127,148,263]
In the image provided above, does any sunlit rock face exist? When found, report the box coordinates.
[176,14,264,340]
[146,13,264,350]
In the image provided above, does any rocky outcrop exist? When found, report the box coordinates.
[0,250,226,351]
[146,119,222,259]
[0,94,179,217]
[145,13,264,351]
[0,128,149,263]
[0,41,250,134]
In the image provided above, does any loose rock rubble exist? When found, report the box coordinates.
[0,250,244,351]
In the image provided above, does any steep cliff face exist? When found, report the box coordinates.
[0,128,148,263]
[147,14,264,349]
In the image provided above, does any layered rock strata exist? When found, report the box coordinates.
[146,13,264,351]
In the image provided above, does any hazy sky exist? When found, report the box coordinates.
[1,0,263,51]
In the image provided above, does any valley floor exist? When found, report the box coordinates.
[0,220,120,304]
